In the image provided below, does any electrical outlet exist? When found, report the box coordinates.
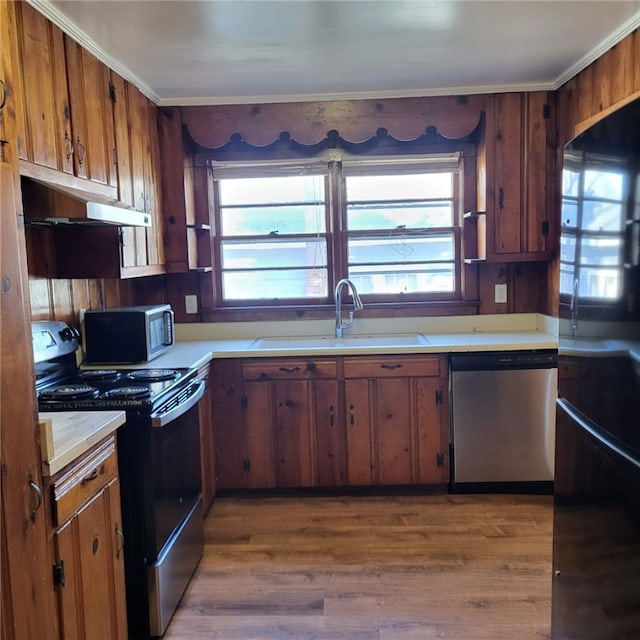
[185,295,198,314]
[495,283,507,304]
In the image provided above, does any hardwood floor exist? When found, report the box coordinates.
[165,494,552,639]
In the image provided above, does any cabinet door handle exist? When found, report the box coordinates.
[64,132,74,160]
[498,187,504,210]
[115,525,125,560]
[329,405,335,427]
[381,363,402,370]
[28,473,42,523]
[279,366,301,373]
[0,79,7,111]
[81,467,100,485]
[349,404,355,425]
[76,137,86,166]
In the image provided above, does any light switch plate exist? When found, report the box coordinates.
[185,294,198,314]
[495,283,507,304]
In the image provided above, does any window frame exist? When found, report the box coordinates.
[207,146,475,313]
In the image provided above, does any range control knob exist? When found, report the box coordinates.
[59,327,79,342]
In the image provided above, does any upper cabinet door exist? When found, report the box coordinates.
[64,37,117,188]
[13,2,71,172]
[482,91,555,261]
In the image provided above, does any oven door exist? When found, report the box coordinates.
[552,399,640,639]
[118,379,205,638]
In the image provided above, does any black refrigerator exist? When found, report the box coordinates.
[553,97,640,638]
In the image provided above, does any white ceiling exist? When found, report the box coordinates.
[31,0,640,106]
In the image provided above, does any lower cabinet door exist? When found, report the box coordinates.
[54,480,127,640]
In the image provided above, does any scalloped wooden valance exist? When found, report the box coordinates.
[181,95,486,149]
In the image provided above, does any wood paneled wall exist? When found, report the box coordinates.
[557,29,640,146]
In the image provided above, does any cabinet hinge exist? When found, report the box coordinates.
[53,561,65,588]
[435,389,443,405]
[543,103,551,120]
[108,83,116,104]
[240,394,248,409]
[242,458,251,472]
[436,453,446,468]
[117,227,124,247]
[541,220,549,235]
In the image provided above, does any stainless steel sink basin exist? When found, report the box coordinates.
[251,333,430,349]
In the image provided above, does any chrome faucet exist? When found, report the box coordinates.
[335,278,364,338]
[570,277,579,339]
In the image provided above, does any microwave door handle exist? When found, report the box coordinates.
[163,309,175,346]
[151,380,205,427]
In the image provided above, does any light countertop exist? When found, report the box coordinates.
[38,411,126,477]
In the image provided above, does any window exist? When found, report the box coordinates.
[210,152,463,307]
[560,152,628,301]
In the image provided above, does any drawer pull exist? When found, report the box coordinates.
[278,366,301,373]
[81,468,100,485]
[381,363,402,370]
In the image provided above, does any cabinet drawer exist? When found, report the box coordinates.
[242,358,337,380]
[344,356,441,378]
[50,437,118,526]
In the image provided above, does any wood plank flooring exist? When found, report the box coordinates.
[165,494,552,639]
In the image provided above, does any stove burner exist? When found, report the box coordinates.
[104,386,152,400]
[39,384,100,400]
[79,369,122,382]
[126,369,179,382]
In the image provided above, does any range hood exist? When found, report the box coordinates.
[21,177,152,227]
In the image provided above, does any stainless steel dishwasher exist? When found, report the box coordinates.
[449,350,557,490]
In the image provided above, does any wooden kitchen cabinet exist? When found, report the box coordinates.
[344,355,449,486]
[241,358,337,488]
[1,151,60,637]
[480,91,556,261]
[45,436,128,640]
[13,3,118,202]
[196,363,216,514]
[212,354,449,491]
[63,36,117,189]
[211,359,275,489]
[158,107,214,274]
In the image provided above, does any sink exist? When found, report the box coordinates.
[251,333,430,349]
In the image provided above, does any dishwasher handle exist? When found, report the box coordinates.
[450,350,557,371]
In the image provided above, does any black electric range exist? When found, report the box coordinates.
[33,320,205,639]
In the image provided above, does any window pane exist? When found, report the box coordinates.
[560,199,578,228]
[346,173,453,201]
[347,201,453,230]
[579,236,623,266]
[583,169,625,200]
[223,269,328,300]
[221,238,327,269]
[559,264,576,296]
[578,267,621,299]
[560,234,576,263]
[221,205,325,235]
[581,200,625,232]
[562,169,580,198]
[349,263,454,294]
[348,234,454,265]
[218,175,325,206]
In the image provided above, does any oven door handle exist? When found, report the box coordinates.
[151,380,205,427]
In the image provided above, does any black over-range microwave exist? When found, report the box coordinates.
[83,304,175,364]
